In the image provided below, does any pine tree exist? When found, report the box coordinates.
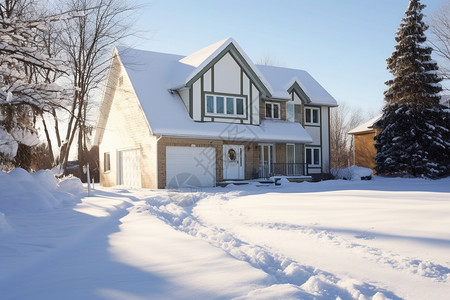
[375,0,450,178]
[384,0,442,107]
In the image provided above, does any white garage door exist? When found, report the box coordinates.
[119,149,141,188]
[166,146,216,188]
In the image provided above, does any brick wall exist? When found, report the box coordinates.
[157,137,260,188]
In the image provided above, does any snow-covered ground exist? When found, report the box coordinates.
[1,170,449,299]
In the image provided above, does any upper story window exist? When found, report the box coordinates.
[287,103,302,123]
[205,94,245,117]
[265,102,280,119]
[305,107,320,125]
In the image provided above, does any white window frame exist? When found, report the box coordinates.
[265,102,281,119]
[205,94,246,117]
[305,147,321,167]
[305,107,320,125]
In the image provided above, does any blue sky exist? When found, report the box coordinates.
[127,0,448,116]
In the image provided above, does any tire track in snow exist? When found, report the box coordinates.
[138,192,401,300]
[254,222,450,282]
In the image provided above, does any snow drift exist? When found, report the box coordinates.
[0,168,83,216]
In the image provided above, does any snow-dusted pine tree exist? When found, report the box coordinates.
[375,0,450,178]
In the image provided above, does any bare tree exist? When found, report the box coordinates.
[54,0,139,173]
[330,102,364,169]
[429,2,450,91]
[257,53,284,67]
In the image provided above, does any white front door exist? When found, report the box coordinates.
[223,145,245,180]
[118,149,141,188]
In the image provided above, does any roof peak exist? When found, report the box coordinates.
[179,37,235,67]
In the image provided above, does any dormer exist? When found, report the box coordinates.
[174,38,272,125]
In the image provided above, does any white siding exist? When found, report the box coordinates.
[213,52,240,94]
[243,73,249,95]
[252,84,260,125]
[321,107,330,172]
[192,79,201,121]
[293,93,302,105]
[204,69,212,92]
[178,88,189,111]
[305,126,321,145]
[98,59,157,188]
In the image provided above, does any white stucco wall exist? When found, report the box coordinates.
[192,79,201,121]
[213,53,240,94]
[293,93,302,105]
[178,88,190,111]
[204,69,212,92]
[252,83,260,125]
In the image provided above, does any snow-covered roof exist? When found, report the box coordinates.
[348,115,382,135]
[116,46,312,143]
[179,38,273,96]
[257,65,338,106]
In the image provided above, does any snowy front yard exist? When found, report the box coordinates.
[1,171,449,300]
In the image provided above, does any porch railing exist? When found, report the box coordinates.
[258,163,308,178]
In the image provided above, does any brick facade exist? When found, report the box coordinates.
[156,137,262,188]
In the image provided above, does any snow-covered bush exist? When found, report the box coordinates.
[331,166,373,181]
[58,176,84,195]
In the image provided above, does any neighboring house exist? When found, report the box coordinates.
[349,95,449,173]
[348,115,381,172]
[94,38,337,188]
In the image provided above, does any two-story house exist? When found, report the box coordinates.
[94,38,337,188]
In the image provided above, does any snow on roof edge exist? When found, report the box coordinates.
[181,38,274,96]
[348,114,382,134]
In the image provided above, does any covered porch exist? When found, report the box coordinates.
[256,143,308,179]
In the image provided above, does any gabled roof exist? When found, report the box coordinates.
[257,64,338,106]
[112,47,312,144]
[348,115,382,135]
[99,39,339,143]
[179,38,272,97]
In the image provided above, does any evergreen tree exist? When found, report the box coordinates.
[384,0,442,107]
[375,0,450,178]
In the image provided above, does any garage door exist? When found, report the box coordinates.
[119,149,141,188]
[166,146,216,188]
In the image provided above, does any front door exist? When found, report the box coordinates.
[223,145,245,180]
